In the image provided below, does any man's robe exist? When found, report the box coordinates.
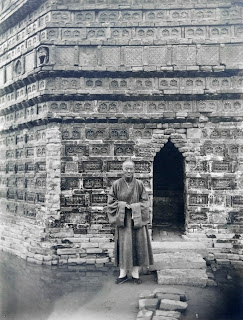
[107,177,154,269]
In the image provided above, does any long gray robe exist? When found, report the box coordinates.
[107,177,154,269]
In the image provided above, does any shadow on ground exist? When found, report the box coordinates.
[0,251,242,320]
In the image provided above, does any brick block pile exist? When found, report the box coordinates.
[137,287,188,320]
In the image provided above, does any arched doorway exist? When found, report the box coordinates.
[152,139,185,237]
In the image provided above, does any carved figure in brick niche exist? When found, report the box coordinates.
[107,159,154,285]
[15,60,22,75]
[37,46,49,65]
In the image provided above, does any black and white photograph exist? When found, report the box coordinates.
[0,0,243,319]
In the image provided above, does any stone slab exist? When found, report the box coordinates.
[155,293,181,301]
[139,291,155,299]
[157,269,208,287]
[153,287,186,296]
[153,316,179,320]
[159,299,188,311]
[137,310,153,320]
[154,288,188,302]
[151,252,206,270]
[139,298,160,311]
[155,310,181,318]
[152,241,207,257]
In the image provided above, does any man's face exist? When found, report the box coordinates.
[122,162,135,179]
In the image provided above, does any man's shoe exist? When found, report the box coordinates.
[115,275,128,284]
[132,277,142,284]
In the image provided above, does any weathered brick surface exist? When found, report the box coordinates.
[139,298,160,311]
[0,0,243,265]
[159,299,188,311]
[154,310,181,318]
[155,293,181,301]
[137,310,153,320]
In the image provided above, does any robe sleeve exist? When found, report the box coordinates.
[107,183,126,227]
[130,181,150,228]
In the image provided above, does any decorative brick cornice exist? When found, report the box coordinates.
[0,0,47,34]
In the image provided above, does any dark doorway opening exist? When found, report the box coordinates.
[152,139,185,235]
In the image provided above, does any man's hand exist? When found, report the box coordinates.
[126,204,131,209]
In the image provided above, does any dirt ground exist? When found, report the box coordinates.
[0,251,242,320]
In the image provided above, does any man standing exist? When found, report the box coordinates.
[107,159,154,284]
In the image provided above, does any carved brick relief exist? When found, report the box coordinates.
[51,11,72,24]
[79,161,103,172]
[223,45,243,68]
[79,47,97,67]
[122,102,144,113]
[83,178,103,189]
[209,128,243,139]
[23,205,36,218]
[188,178,208,189]
[73,101,94,113]
[61,194,86,206]
[110,79,128,90]
[62,28,86,40]
[14,59,23,76]
[98,10,119,22]
[102,47,121,66]
[64,145,89,156]
[172,46,196,66]
[1,80,243,115]
[47,28,59,40]
[134,129,152,139]
[87,28,107,39]
[107,160,151,172]
[121,10,142,21]
[90,210,109,224]
[55,47,75,66]
[37,46,49,65]
[220,7,241,21]
[107,161,122,172]
[186,161,207,173]
[188,194,208,206]
[125,47,143,66]
[185,27,206,39]
[90,144,110,156]
[110,28,131,40]
[74,11,95,23]
[197,100,218,113]
[91,194,108,205]
[110,128,128,140]
[114,144,134,156]
[1,130,49,218]
[147,46,168,66]
[98,102,118,113]
[211,178,236,190]
[209,26,231,39]
[232,196,243,207]
[61,177,79,190]
[64,162,79,173]
[181,78,205,94]
[62,126,82,140]
[212,161,231,172]
[200,142,225,156]
[198,46,220,66]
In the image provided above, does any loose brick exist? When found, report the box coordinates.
[139,299,160,311]
[137,310,153,320]
[159,299,188,311]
